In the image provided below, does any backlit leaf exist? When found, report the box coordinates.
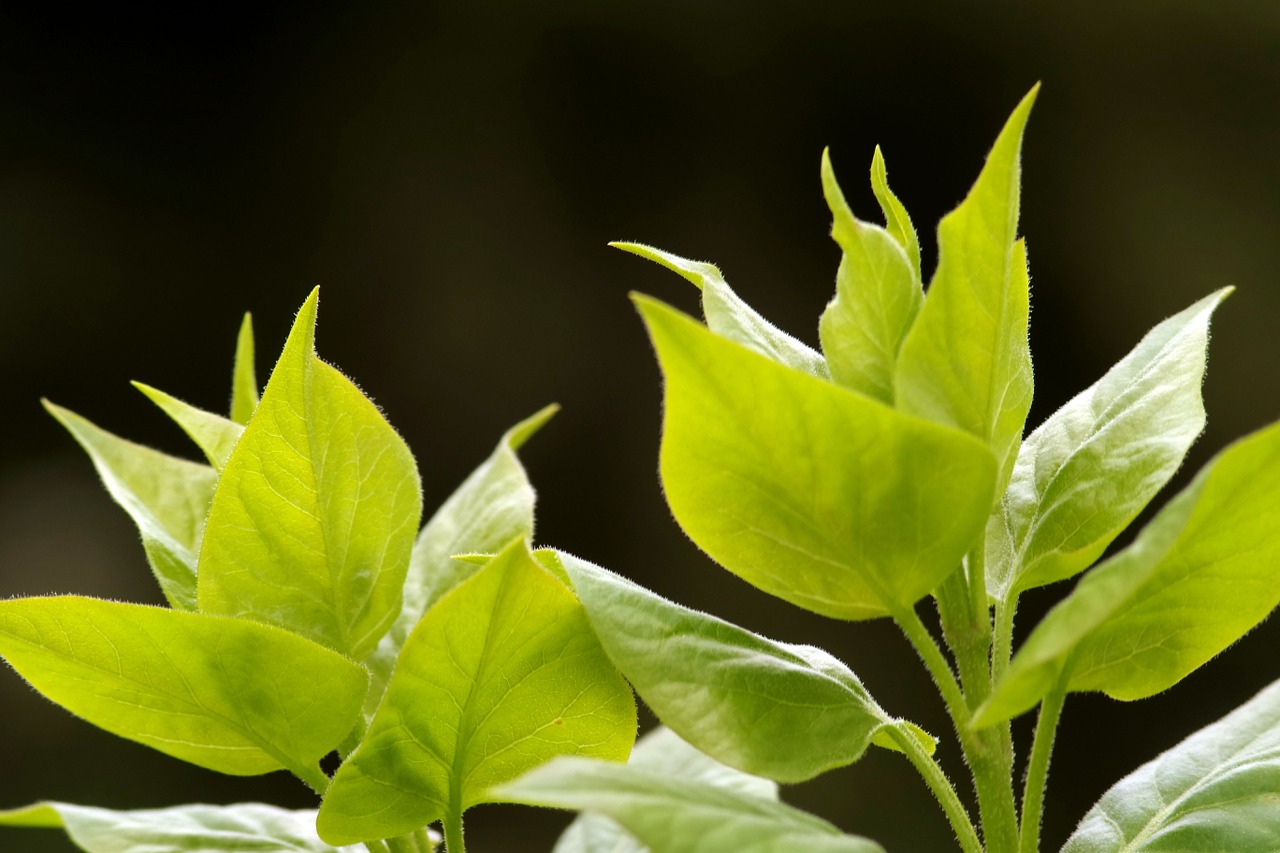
[976,418,1280,726]
[818,149,922,403]
[895,87,1038,495]
[316,539,636,845]
[612,242,829,380]
[553,551,932,782]
[870,146,921,282]
[231,312,259,425]
[499,756,884,853]
[133,382,244,472]
[198,288,422,660]
[1061,677,1280,852]
[636,294,996,620]
[43,401,216,611]
[0,597,366,777]
[986,289,1229,600]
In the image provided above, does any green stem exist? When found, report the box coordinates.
[993,594,1018,686]
[293,763,330,797]
[935,570,987,699]
[363,842,392,853]
[386,836,423,853]
[1020,677,1068,853]
[885,723,982,853]
[444,810,465,853]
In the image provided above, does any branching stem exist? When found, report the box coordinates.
[1020,676,1068,853]
[885,722,982,853]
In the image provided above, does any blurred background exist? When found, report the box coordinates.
[3,2,1280,850]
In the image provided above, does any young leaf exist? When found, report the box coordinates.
[976,417,1280,726]
[818,148,922,403]
[316,539,636,845]
[197,288,422,660]
[636,294,997,620]
[0,802,387,852]
[985,289,1230,600]
[870,145,922,281]
[358,404,556,731]
[1062,677,1280,853]
[552,551,931,782]
[555,726,778,853]
[0,596,367,778]
[612,241,830,380]
[895,87,1038,494]
[133,381,244,472]
[498,756,885,853]
[231,312,259,425]
[43,401,216,611]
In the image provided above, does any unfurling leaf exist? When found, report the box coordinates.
[133,381,244,472]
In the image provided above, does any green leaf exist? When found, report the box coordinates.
[895,86,1038,494]
[0,802,386,852]
[0,596,367,777]
[818,148,922,403]
[231,312,259,426]
[976,418,1280,726]
[612,241,830,380]
[986,289,1230,600]
[133,382,244,472]
[43,401,216,611]
[498,756,885,853]
[197,288,422,660]
[636,294,997,620]
[1061,677,1280,852]
[316,539,636,845]
[358,404,555,734]
[552,551,932,782]
[554,726,777,853]
[870,145,922,282]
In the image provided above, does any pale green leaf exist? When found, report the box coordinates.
[316,539,636,845]
[895,87,1038,495]
[1062,677,1280,853]
[43,401,216,611]
[818,148,922,403]
[552,551,931,782]
[986,289,1230,600]
[231,312,259,426]
[636,294,996,620]
[870,145,921,282]
[612,241,829,380]
[555,726,777,853]
[976,418,1280,726]
[0,801,390,852]
[357,404,556,737]
[133,382,244,472]
[198,288,423,660]
[0,596,367,777]
[498,756,885,853]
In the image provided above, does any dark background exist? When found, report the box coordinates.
[3,2,1280,851]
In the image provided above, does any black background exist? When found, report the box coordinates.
[3,2,1280,851]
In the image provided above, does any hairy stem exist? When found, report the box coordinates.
[885,722,983,853]
[993,594,1017,686]
[293,762,330,797]
[444,810,466,853]
[1020,677,1068,853]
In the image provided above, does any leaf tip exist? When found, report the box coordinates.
[504,402,560,451]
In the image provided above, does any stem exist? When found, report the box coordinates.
[1020,677,1068,853]
[293,763,330,797]
[364,843,392,853]
[893,604,968,726]
[386,836,424,853]
[993,594,1018,686]
[935,570,987,698]
[444,810,465,853]
[885,723,982,853]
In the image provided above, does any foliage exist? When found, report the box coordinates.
[5,85,1280,853]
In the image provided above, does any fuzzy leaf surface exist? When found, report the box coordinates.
[637,294,996,620]
[818,149,922,403]
[1062,677,1280,852]
[554,552,930,782]
[870,146,921,281]
[0,597,366,776]
[317,540,636,845]
[977,418,1280,726]
[555,726,777,853]
[613,242,829,380]
[499,756,884,853]
[986,289,1229,599]
[43,401,216,611]
[358,405,555,732]
[895,87,1038,494]
[198,288,422,660]
[231,312,259,425]
[0,802,380,852]
[134,382,244,472]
